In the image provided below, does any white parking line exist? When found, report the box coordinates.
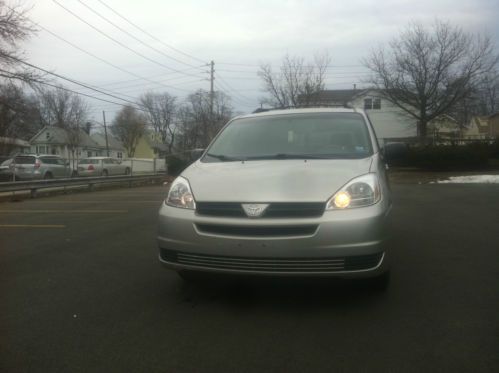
[0,224,66,228]
[0,209,128,213]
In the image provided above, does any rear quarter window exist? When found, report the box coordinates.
[14,156,36,164]
[40,157,58,164]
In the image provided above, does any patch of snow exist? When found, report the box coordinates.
[435,175,499,184]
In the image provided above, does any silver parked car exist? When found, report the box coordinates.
[0,158,14,181]
[158,108,392,288]
[77,157,130,177]
[10,154,75,180]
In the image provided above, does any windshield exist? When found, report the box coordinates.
[203,113,373,162]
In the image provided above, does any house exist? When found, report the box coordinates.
[0,136,31,156]
[29,126,101,159]
[464,114,499,139]
[304,89,418,140]
[133,133,168,159]
[90,133,125,159]
[427,115,460,139]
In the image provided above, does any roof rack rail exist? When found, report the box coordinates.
[252,104,353,114]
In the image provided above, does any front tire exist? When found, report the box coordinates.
[43,172,53,180]
[102,169,108,177]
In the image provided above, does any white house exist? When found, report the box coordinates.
[306,89,418,140]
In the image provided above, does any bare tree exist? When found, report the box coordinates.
[363,20,498,138]
[37,86,88,166]
[258,53,330,108]
[0,82,40,140]
[476,71,499,115]
[0,1,35,66]
[139,91,177,154]
[176,90,233,151]
[111,105,146,157]
[0,0,44,88]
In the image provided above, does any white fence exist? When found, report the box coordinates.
[121,158,167,175]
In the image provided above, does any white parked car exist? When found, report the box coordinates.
[77,157,130,177]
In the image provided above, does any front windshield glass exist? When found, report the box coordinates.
[203,112,373,162]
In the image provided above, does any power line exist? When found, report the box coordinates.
[52,0,204,80]
[96,0,207,65]
[0,68,142,110]
[217,62,364,68]
[7,5,197,93]
[97,67,207,88]
[215,74,255,105]
[75,0,205,72]
[3,54,149,108]
[214,82,255,108]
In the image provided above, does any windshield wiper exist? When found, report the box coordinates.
[205,153,244,162]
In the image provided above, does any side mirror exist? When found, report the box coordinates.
[190,148,205,161]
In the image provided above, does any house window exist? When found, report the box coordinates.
[46,132,50,139]
[117,152,122,159]
[364,98,381,110]
[37,146,47,154]
[87,151,92,157]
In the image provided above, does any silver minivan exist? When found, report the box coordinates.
[158,108,392,288]
[11,154,75,180]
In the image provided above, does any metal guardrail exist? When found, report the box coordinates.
[0,173,166,198]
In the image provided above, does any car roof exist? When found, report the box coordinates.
[234,107,362,120]
[81,157,114,159]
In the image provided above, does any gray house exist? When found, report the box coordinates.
[90,133,125,159]
[30,126,102,159]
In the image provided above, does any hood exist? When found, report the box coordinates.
[182,158,373,203]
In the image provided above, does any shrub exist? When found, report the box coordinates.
[388,142,497,170]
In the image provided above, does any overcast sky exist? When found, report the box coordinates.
[21,0,499,123]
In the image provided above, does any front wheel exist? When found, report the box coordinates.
[102,170,108,177]
[43,172,53,180]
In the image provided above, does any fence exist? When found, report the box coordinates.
[0,174,166,199]
[121,158,167,175]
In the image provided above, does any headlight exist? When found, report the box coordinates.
[326,173,380,210]
[165,176,196,209]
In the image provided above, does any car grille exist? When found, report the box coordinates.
[196,202,325,218]
[160,249,383,272]
[195,224,318,237]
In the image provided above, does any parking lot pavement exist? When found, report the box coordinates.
[0,183,498,372]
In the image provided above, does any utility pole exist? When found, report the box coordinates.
[102,110,110,157]
[210,60,215,120]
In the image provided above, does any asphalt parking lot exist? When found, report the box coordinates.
[0,183,498,372]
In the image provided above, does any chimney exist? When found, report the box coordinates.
[353,84,357,90]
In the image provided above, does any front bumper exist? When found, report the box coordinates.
[158,201,391,278]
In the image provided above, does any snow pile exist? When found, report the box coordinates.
[435,175,499,184]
